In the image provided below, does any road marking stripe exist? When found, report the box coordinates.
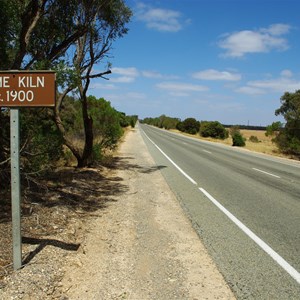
[199,187,300,284]
[252,168,281,178]
[203,149,212,154]
[142,131,197,185]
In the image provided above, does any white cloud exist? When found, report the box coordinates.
[142,70,179,80]
[142,70,163,79]
[110,67,139,83]
[236,72,300,95]
[219,23,291,58]
[235,86,265,95]
[192,69,241,81]
[156,82,209,93]
[262,23,291,36]
[110,76,135,83]
[102,91,146,103]
[281,69,293,78]
[136,3,187,32]
[248,77,300,92]
[90,82,118,90]
[111,67,139,77]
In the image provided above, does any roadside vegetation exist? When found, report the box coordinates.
[0,0,137,190]
[141,89,300,160]
[0,0,139,278]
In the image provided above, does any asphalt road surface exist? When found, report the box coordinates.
[139,124,300,299]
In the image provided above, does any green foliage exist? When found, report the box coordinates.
[230,126,245,147]
[142,115,180,130]
[0,0,133,182]
[130,116,138,128]
[90,97,123,149]
[19,108,64,173]
[62,95,123,151]
[200,121,228,139]
[0,1,12,69]
[177,118,200,134]
[249,135,260,143]
[232,132,246,147]
[0,109,10,188]
[91,143,103,163]
[265,121,283,137]
[119,113,138,128]
[272,90,300,157]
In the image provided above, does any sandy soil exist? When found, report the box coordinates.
[61,127,235,299]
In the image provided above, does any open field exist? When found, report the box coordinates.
[170,129,292,159]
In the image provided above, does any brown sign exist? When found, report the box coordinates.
[0,71,56,107]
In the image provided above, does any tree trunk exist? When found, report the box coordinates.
[80,93,93,167]
[54,92,85,167]
[54,89,95,168]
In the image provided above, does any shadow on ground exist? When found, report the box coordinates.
[0,155,167,276]
[22,236,80,266]
[111,156,167,174]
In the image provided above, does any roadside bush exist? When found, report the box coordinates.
[20,108,64,173]
[249,135,260,143]
[91,143,103,163]
[91,97,123,149]
[229,125,241,137]
[200,121,228,139]
[274,131,300,156]
[272,90,300,158]
[232,132,246,147]
[265,121,283,137]
[177,118,200,134]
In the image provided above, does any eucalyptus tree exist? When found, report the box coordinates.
[273,90,300,156]
[54,0,132,167]
[0,0,132,184]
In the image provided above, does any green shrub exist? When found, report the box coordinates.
[232,132,246,147]
[200,121,228,139]
[91,143,103,163]
[130,118,136,128]
[249,135,260,143]
[20,108,64,173]
[177,118,200,134]
[63,149,74,166]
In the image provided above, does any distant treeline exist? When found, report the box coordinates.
[141,89,300,160]
[140,115,267,132]
[223,125,267,131]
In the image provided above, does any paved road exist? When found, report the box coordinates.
[139,124,300,299]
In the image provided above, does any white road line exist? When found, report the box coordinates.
[202,149,212,154]
[199,187,300,284]
[142,131,197,185]
[252,168,281,178]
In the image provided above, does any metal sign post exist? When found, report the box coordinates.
[0,71,56,270]
[10,108,22,270]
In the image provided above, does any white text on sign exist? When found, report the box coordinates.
[0,72,55,107]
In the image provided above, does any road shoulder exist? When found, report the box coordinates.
[61,127,235,299]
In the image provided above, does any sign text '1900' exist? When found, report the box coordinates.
[4,90,35,102]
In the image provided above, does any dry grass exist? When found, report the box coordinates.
[239,129,279,155]
[170,129,288,158]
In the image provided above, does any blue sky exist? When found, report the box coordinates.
[90,0,300,126]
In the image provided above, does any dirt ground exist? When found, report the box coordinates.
[0,127,235,299]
